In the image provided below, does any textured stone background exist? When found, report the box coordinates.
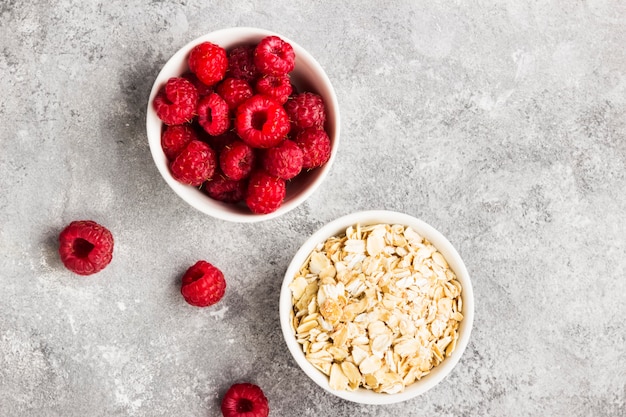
[1,1,625,416]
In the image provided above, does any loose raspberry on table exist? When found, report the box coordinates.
[294,127,332,169]
[58,220,114,276]
[170,140,216,186]
[227,45,259,82]
[180,260,226,307]
[284,92,326,131]
[245,170,286,214]
[197,92,230,136]
[220,140,256,181]
[153,77,199,125]
[161,124,198,161]
[202,172,247,204]
[262,139,303,180]
[216,78,254,111]
[221,383,269,417]
[255,74,292,104]
[235,95,290,149]
[254,35,295,76]
[188,41,228,87]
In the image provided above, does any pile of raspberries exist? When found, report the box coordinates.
[153,35,332,215]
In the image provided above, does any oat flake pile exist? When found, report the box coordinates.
[289,223,464,393]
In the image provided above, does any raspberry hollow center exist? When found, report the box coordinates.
[187,270,205,283]
[251,112,267,130]
[271,46,285,59]
[73,238,94,258]
[236,398,254,413]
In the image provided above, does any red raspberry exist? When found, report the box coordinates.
[180,260,226,307]
[294,127,332,169]
[221,383,269,417]
[58,220,114,276]
[245,170,286,214]
[216,78,254,111]
[220,140,256,181]
[284,92,326,131]
[170,140,216,186]
[181,71,213,96]
[254,36,295,76]
[202,172,246,204]
[255,74,292,104]
[235,95,290,148]
[197,93,230,136]
[161,124,198,161]
[227,45,260,82]
[153,77,198,125]
[262,139,303,180]
[188,42,228,87]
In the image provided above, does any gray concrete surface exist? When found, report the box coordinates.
[1,1,625,416]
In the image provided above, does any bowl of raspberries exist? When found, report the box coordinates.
[146,27,340,222]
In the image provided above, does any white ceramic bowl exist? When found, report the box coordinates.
[146,27,340,222]
[279,210,474,404]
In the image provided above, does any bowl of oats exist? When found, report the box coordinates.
[279,210,474,404]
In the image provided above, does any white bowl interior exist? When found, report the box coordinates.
[279,210,474,405]
[146,27,340,222]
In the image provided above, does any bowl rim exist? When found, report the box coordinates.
[279,210,474,405]
[146,27,340,223]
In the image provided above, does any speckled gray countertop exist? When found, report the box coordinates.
[1,1,625,416]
